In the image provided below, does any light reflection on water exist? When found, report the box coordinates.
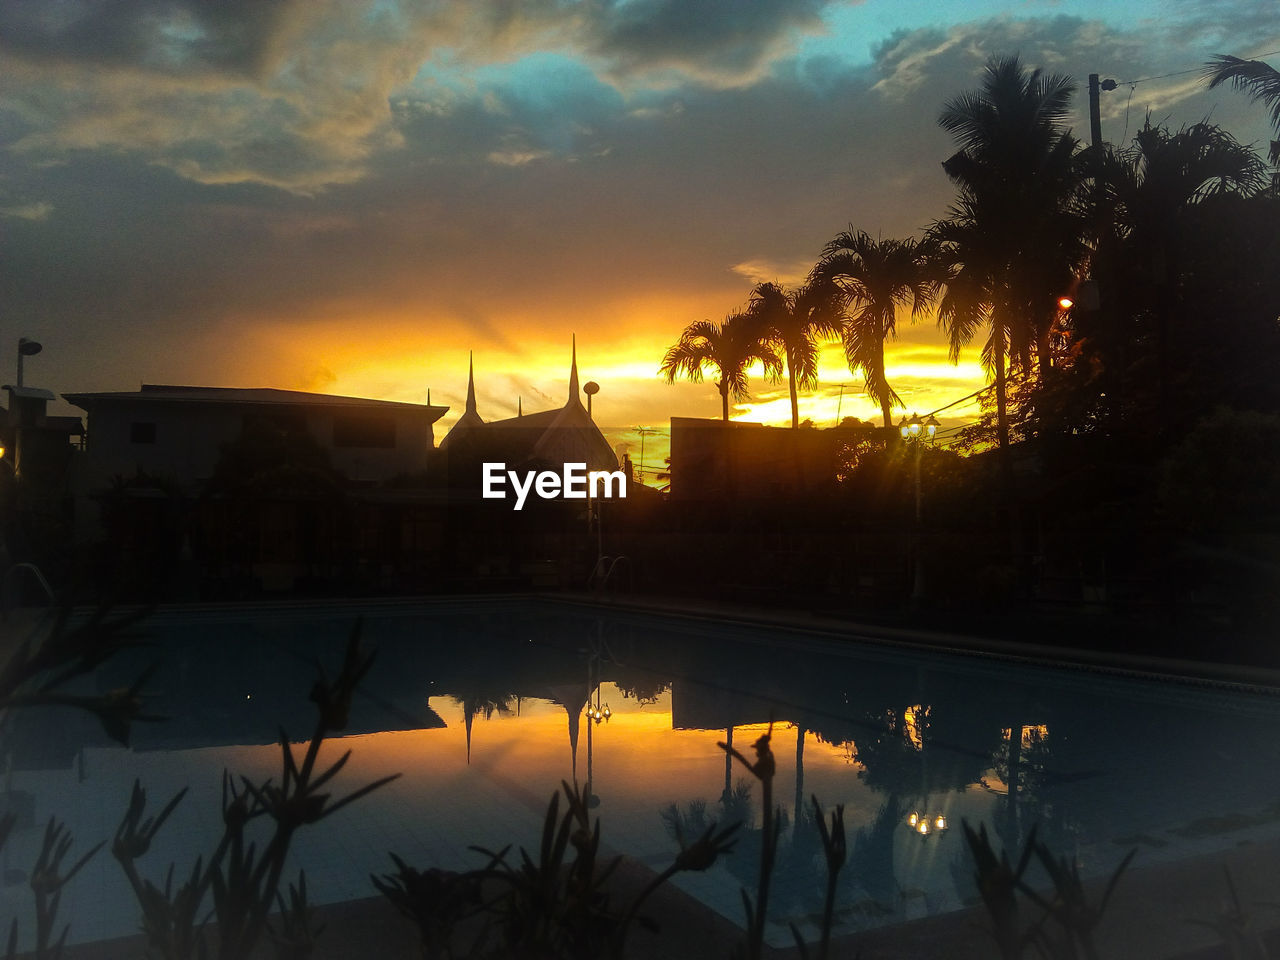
[5,600,1280,948]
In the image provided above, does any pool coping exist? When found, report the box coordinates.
[543,591,1280,695]
[32,591,1280,694]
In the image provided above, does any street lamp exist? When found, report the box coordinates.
[17,338,42,388]
[898,413,939,604]
[635,426,658,487]
[906,808,949,839]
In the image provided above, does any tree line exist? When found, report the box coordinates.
[659,53,1280,475]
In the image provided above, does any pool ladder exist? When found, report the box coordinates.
[588,555,632,593]
[1,562,56,620]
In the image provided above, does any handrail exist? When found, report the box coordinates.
[587,555,609,588]
[587,555,632,593]
[1,562,56,619]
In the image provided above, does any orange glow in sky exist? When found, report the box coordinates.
[219,305,988,468]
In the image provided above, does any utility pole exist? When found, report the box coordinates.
[1088,74,1116,194]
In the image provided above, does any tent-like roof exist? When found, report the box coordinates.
[441,339,616,473]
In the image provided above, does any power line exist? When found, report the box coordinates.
[922,384,993,418]
[1116,48,1280,87]
[1117,65,1203,86]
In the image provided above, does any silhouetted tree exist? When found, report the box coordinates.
[1205,54,1280,165]
[659,313,782,421]
[932,56,1085,460]
[812,231,939,429]
[1104,119,1267,424]
[743,281,843,429]
[1027,121,1271,446]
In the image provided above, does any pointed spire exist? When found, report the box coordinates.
[518,397,523,418]
[427,388,431,406]
[568,335,580,404]
[465,350,477,415]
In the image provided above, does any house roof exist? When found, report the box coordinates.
[3,386,56,401]
[64,384,448,420]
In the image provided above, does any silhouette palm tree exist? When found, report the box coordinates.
[1205,54,1280,165]
[741,281,843,428]
[930,55,1086,478]
[812,231,939,429]
[659,313,782,421]
[1101,118,1266,419]
[1108,119,1267,231]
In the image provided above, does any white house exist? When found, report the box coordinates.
[63,384,448,489]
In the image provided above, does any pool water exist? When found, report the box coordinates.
[4,598,1280,949]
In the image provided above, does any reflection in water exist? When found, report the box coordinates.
[10,601,1280,947]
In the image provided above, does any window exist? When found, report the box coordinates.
[333,414,396,449]
[130,421,157,444]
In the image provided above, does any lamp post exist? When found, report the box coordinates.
[635,426,658,488]
[898,414,939,605]
[17,338,42,388]
[584,635,612,810]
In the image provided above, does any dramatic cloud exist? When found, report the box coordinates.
[587,0,833,88]
[0,0,845,192]
[1,1,1275,432]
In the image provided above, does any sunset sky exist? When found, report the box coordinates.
[2,0,1275,466]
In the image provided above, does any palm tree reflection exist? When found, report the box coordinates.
[452,691,516,765]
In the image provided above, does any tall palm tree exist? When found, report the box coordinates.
[1205,54,1280,165]
[659,312,782,421]
[930,55,1087,470]
[811,231,939,430]
[741,280,843,428]
[1109,119,1268,232]
[1102,118,1267,419]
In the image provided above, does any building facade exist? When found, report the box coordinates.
[64,385,448,490]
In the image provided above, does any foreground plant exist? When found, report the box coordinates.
[719,721,779,960]
[791,795,847,960]
[376,779,738,960]
[0,604,158,955]
[0,604,159,747]
[964,820,1135,960]
[0,814,102,960]
[113,620,399,959]
[1187,867,1272,960]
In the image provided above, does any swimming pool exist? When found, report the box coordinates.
[4,597,1280,950]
